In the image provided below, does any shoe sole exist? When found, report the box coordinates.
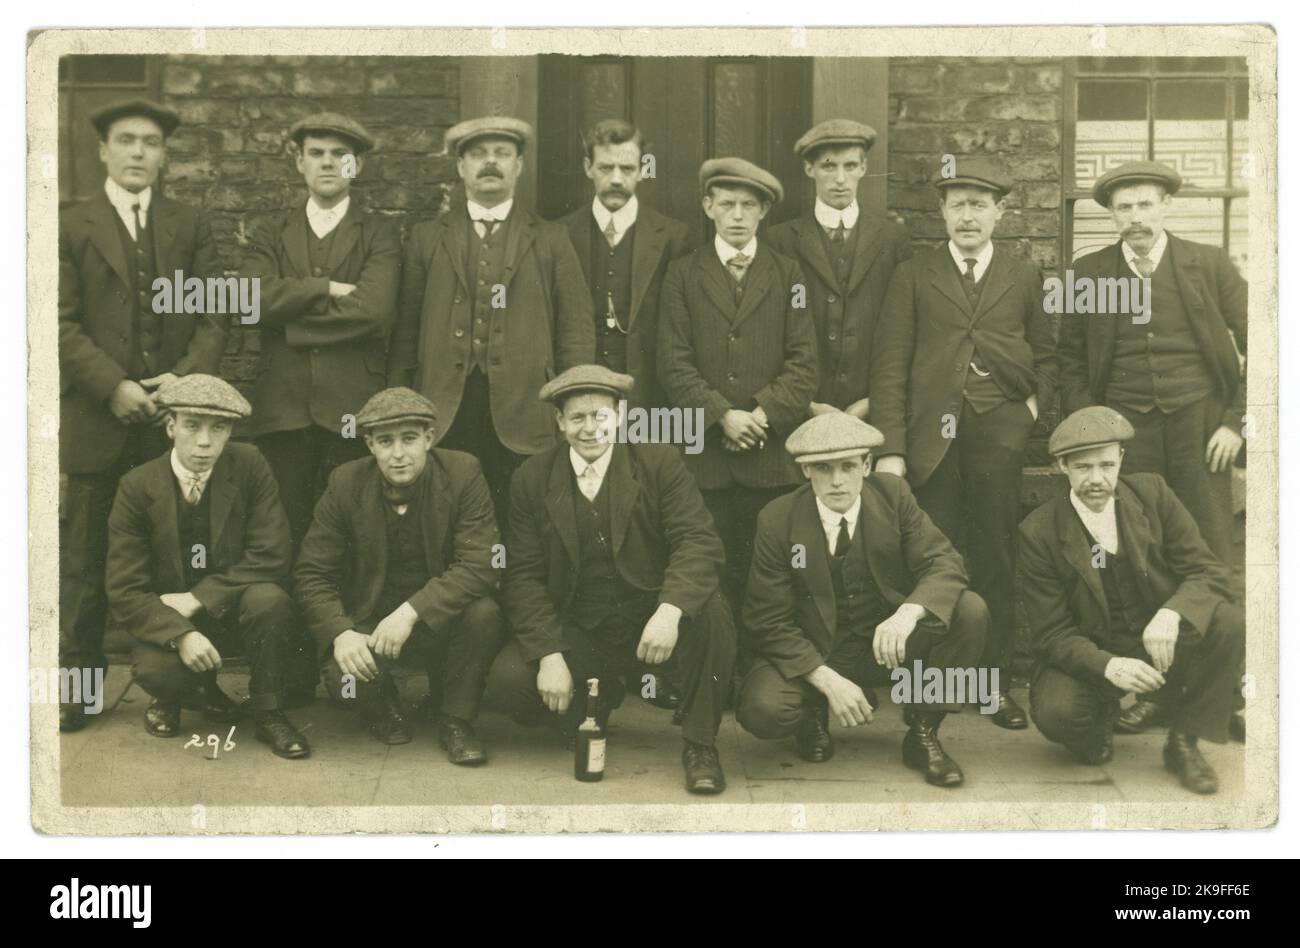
[254,730,311,760]
[685,779,726,795]
[1163,752,1219,794]
[902,745,964,787]
[439,737,486,766]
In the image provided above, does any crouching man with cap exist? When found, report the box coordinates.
[737,413,988,787]
[494,366,737,794]
[293,387,505,764]
[1020,407,1244,793]
[106,375,309,758]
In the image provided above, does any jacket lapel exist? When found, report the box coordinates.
[970,246,1015,325]
[1166,234,1212,337]
[84,190,131,289]
[419,455,451,572]
[544,447,581,569]
[732,244,775,327]
[284,203,312,278]
[362,465,390,589]
[792,490,837,638]
[1114,479,1154,599]
[437,214,471,295]
[845,219,887,295]
[1054,490,1107,615]
[502,210,538,289]
[151,195,181,277]
[793,216,840,292]
[927,248,974,317]
[628,211,667,327]
[146,458,184,585]
[567,210,592,285]
[606,445,637,557]
[1087,241,1126,366]
[206,451,237,551]
[698,249,738,322]
[324,200,361,271]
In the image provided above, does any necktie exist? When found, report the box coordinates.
[833,517,851,557]
[474,217,498,240]
[579,466,600,501]
[603,217,619,248]
[830,222,848,243]
[383,481,414,512]
[186,474,203,506]
[130,202,143,242]
[1132,254,1154,278]
[726,252,751,283]
[961,257,980,308]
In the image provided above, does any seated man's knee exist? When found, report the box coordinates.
[240,582,295,625]
[1030,671,1101,745]
[130,643,190,698]
[736,673,802,740]
[952,590,989,635]
[461,597,505,637]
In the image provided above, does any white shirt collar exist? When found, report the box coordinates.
[715,234,758,267]
[1122,230,1169,273]
[592,195,638,244]
[170,449,214,498]
[569,443,615,480]
[814,495,862,551]
[467,198,513,222]
[947,239,994,282]
[1069,491,1118,555]
[814,198,859,232]
[306,194,350,238]
[105,177,152,230]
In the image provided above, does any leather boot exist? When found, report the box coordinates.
[902,711,964,787]
[254,710,311,759]
[682,740,726,794]
[438,716,487,766]
[989,690,1028,730]
[1115,696,1167,734]
[144,698,181,738]
[795,701,834,763]
[1163,730,1219,794]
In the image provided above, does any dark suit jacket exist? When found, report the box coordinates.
[238,199,400,438]
[657,242,819,490]
[386,207,595,454]
[744,476,970,680]
[105,443,292,648]
[767,210,912,409]
[871,244,1057,486]
[559,203,691,408]
[1018,473,1234,686]
[59,189,228,474]
[503,442,725,663]
[1059,233,1247,428]
[293,450,500,658]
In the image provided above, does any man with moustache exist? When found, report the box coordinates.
[387,116,594,526]
[767,120,911,420]
[106,375,309,759]
[1020,407,1243,794]
[870,158,1056,730]
[494,365,735,794]
[737,412,987,786]
[239,113,400,554]
[59,99,228,732]
[294,388,505,764]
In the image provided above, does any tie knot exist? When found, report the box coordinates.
[1133,254,1154,276]
[963,257,978,273]
[729,253,750,267]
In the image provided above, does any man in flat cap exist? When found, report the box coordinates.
[493,365,736,793]
[1019,407,1244,793]
[768,119,912,422]
[658,157,818,678]
[387,115,594,529]
[294,387,505,764]
[59,98,228,731]
[738,413,987,787]
[239,113,400,556]
[105,375,309,758]
[870,156,1057,729]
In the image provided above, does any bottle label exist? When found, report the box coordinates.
[587,738,606,773]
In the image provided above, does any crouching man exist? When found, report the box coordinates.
[494,365,737,794]
[737,412,988,787]
[293,387,506,765]
[1020,407,1244,794]
[106,375,309,758]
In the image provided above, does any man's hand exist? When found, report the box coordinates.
[875,454,906,479]
[721,410,766,450]
[1026,393,1039,422]
[1206,424,1244,473]
[333,629,379,683]
[160,591,203,619]
[844,397,870,420]
[371,602,418,660]
[328,281,357,298]
[1104,656,1166,694]
[1142,608,1181,674]
[108,379,158,425]
[806,666,874,727]
[140,372,178,392]
[537,653,575,714]
[176,630,222,673]
[636,603,682,665]
[809,401,840,417]
[723,437,749,452]
[873,603,924,669]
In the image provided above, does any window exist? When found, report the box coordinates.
[58,55,157,204]
[1065,57,1249,270]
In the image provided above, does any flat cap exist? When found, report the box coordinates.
[445,116,533,155]
[1048,406,1136,458]
[933,156,1012,197]
[90,98,181,139]
[794,119,878,159]
[288,112,375,154]
[539,364,634,405]
[1092,160,1182,208]
[700,157,784,205]
[155,374,251,420]
[785,412,885,464]
[355,387,438,430]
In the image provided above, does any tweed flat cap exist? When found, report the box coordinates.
[1092,160,1183,208]
[355,387,438,430]
[933,156,1012,197]
[90,98,181,139]
[786,412,885,464]
[539,364,634,405]
[445,116,533,155]
[700,157,784,205]
[155,374,251,420]
[1048,406,1136,458]
[288,112,375,154]
[795,119,878,159]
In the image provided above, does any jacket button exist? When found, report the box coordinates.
[454,297,463,303]
[828,332,837,341]
[728,333,738,341]
[955,363,963,372]
[454,329,464,338]
[827,295,836,303]
[727,372,737,382]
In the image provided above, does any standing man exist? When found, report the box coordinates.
[239,113,400,555]
[387,116,594,525]
[59,99,228,732]
[494,366,736,794]
[870,158,1056,729]
[559,119,690,410]
[768,120,911,419]
[106,375,309,758]
[658,158,819,644]
[293,388,505,765]
[1020,408,1244,794]
[738,413,987,787]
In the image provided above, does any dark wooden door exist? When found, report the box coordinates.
[537,55,812,244]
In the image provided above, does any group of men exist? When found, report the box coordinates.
[57,94,1247,796]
